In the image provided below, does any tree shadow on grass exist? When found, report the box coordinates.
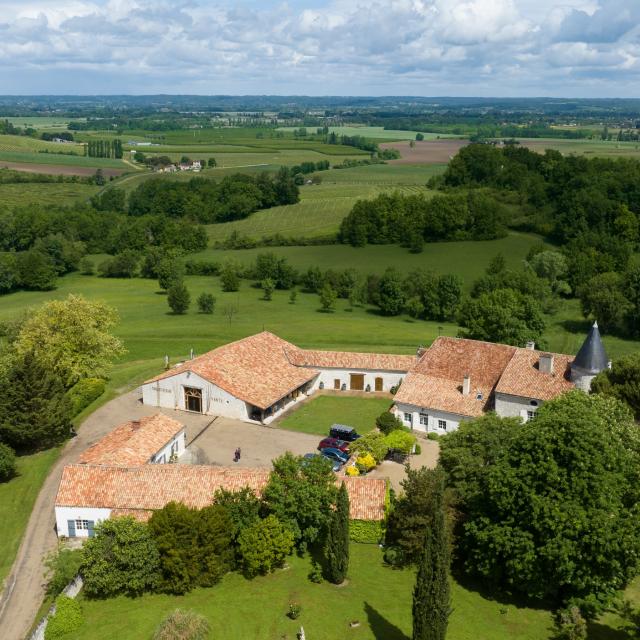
[586,621,631,640]
[364,601,409,640]
[560,318,592,334]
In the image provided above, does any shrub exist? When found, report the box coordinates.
[376,411,404,435]
[308,560,322,583]
[350,519,384,544]
[44,595,83,640]
[356,452,377,473]
[415,443,422,454]
[288,603,302,620]
[66,378,105,416]
[352,432,388,463]
[79,257,94,275]
[167,282,191,314]
[0,443,16,482]
[554,606,587,640]
[261,278,275,301]
[81,517,160,598]
[383,430,417,455]
[383,546,404,566]
[238,515,294,577]
[197,292,216,314]
[44,547,83,597]
[184,259,219,276]
[345,465,360,477]
[426,432,440,441]
[153,609,210,640]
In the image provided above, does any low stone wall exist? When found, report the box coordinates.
[29,576,83,640]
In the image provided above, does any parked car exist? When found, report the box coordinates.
[329,424,361,442]
[304,452,341,472]
[320,447,350,467]
[318,437,350,453]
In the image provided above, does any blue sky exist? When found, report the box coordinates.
[0,0,638,97]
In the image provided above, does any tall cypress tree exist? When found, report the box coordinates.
[324,481,350,584]
[412,471,450,640]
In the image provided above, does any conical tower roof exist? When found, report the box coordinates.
[572,321,609,374]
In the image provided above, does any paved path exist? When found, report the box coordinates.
[0,391,211,640]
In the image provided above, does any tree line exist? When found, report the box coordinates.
[339,190,508,251]
[127,169,299,223]
[86,139,123,158]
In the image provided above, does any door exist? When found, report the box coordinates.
[67,520,76,537]
[334,379,341,390]
[350,374,364,391]
[375,377,383,392]
[184,387,203,413]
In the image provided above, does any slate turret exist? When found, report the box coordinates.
[570,321,610,392]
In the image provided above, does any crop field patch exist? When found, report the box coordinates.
[379,139,470,164]
[0,182,99,207]
[518,138,640,158]
[0,161,126,177]
[0,134,84,155]
[279,125,462,141]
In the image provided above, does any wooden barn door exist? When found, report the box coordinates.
[350,374,364,391]
[375,377,383,392]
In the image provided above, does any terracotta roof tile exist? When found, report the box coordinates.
[146,332,318,410]
[78,414,184,466]
[289,349,415,372]
[496,349,574,400]
[56,464,386,521]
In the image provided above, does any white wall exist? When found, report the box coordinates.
[308,367,404,393]
[142,371,250,420]
[494,392,542,421]
[55,507,111,538]
[151,429,187,463]
[392,402,467,434]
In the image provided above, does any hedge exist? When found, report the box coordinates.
[349,519,384,544]
[45,595,83,640]
[66,378,106,416]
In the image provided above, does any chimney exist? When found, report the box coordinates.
[131,420,141,431]
[525,341,535,350]
[462,374,471,396]
[539,353,554,375]
[416,346,427,360]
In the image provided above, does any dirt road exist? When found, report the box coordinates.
[0,391,210,640]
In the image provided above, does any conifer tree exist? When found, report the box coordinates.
[324,482,350,584]
[412,472,450,640]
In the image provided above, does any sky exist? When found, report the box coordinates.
[0,0,638,97]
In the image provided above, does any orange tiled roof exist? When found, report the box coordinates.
[395,337,575,416]
[55,464,386,521]
[289,349,415,372]
[146,332,318,410]
[78,414,184,466]
[496,349,574,400]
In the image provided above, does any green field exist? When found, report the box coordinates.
[0,150,128,169]
[4,117,85,130]
[0,182,99,207]
[519,138,640,159]
[198,232,549,284]
[276,396,391,435]
[0,134,84,155]
[0,448,61,585]
[278,125,462,141]
[73,543,634,640]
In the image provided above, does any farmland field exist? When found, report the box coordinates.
[0,134,84,155]
[0,182,99,207]
[380,139,470,164]
[278,125,463,140]
[518,137,640,158]
[3,116,85,130]
[0,151,128,170]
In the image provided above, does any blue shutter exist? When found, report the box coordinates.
[67,520,76,537]
[87,521,95,537]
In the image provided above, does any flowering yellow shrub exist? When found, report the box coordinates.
[356,452,377,472]
[345,465,360,477]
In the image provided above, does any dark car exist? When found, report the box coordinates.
[304,452,341,472]
[329,424,361,442]
[320,447,350,466]
[318,437,350,454]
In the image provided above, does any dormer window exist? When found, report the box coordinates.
[476,392,483,401]
[530,400,538,407]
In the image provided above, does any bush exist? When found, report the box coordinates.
[153,609,210,640]
[415,443,422,454]
[554,606,587,640]
[44,595,83,640]
[238,515,294,577]
[426,432,440,441]
[66,378,105,416]
[345,465,360,477]
[45,547,83,597]
[167,282,191,314]
[356,452,377,473]
[383,430,417,455]
[383,546,404,566]
[308,560,322,583]
[197,292,216,314]
[350,519,384,544]
[81,517,160,598]
[352,432,388,463]
[79,257,94,275]
[288,603,302,620]
[184,259,219,276]
[0,443,16,482]
[376,411,404,435]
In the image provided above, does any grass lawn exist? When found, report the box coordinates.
[74,543,632,640]
[275,396,392,436]
[0,447,61,585]
[0,182,99,207]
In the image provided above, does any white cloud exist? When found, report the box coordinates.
[0,0,638,95]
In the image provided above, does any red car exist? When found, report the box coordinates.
[317,437,350,454]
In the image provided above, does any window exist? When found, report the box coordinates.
[75,519,90,531]
[438,419,447,431]
[171,440,178,454]
[476,392,483,401]
[404,412,413,424]
[527,410,536,421]
[530,400,539,407]
[419,413,429,426]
